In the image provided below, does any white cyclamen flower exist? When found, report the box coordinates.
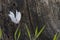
[8,10,21,24]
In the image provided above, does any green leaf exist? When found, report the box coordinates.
[25,24,31,39]
[56,32,60,40]
[0,28,2,39]
[35,25,46,39]
[17,31,21,40]
[53,33,58,40]
[35,26,38,37]
[14,27,18,40]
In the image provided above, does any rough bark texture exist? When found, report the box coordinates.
[0,0,60,40]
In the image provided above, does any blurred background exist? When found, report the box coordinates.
[0,0,60,40]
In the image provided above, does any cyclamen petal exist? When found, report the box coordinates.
[9,11,15,17]
[8,10,21,24]
[16,10,21,22]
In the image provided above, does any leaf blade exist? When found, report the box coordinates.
[0,28,2,39]
[14,26,19,40]
[35,25,46,39]
[35,26,38,37]
[53,33,58,40]
[25,24,31,39]
[17,31,21,40]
